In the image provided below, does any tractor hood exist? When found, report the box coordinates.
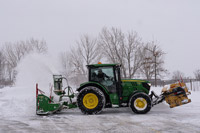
[121,79,151,93]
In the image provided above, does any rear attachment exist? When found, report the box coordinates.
[36,84,63,115]
[36,75,77,115]
[150,82,191,108]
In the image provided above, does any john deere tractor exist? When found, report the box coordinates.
[36,63,191,115]
[77,63,152,114]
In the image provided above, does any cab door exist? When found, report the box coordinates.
[90,67,119,105]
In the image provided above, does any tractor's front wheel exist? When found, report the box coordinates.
[77,86,105,114]
[129,93,152,114]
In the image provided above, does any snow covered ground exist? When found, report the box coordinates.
[0,54,200,133]
[0,86,199,133]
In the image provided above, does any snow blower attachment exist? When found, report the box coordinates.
[36,75,77,115]
[150,82,191,108]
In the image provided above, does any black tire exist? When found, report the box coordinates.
[129,93,152,114]
[77,86,105,115]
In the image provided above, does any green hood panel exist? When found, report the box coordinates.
[121,79,150,96]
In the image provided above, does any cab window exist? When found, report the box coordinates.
[90,67,116,93]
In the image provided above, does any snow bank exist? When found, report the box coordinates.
[0,53,62,118]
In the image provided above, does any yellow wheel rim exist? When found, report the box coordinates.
[83,93,98,109]
[134,98,147,110]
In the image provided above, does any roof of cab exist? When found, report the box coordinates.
[87,63,119,68]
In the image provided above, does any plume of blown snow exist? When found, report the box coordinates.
[16,53,61,91]
[0,53,62,118]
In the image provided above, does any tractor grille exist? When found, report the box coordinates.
[142,83,151,91]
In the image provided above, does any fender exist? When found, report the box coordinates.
[77,82,108,92]
[128,90,149,106]
[77,81,111,104]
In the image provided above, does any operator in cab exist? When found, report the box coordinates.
[97,69,110,82]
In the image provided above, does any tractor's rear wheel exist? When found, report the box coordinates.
[129,93,152,114]
[77,86,105,114]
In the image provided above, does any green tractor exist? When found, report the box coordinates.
[77,63,151,114]
[36,63,191,115]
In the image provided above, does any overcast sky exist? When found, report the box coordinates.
[0,0,200,78]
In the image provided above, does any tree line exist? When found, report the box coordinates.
[59,27,200,86]
[0,38,47,86]
[60,27,167,86]
[0,27,200,87]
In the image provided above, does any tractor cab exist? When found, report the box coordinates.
[85,63,124,107]
[88,63,121,93]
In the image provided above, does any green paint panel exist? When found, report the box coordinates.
[36,94,62,114]
[109,93,119,105]
[122,80,150,95]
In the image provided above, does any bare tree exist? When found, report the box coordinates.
[28,38,48,53]
[99,27,125,64]
[139,48,154,80]
[70,47,85,75]
[194,69,200,80]
[59,52,71,78]
[61,48,86,86]
[2,38,48,82]
[60,35,101,86]
[172,70,185,80]
[2,43,21,81]
[98,27,142,78]
[59,51,81,85]
[77,35,101,65]
[0,50,6,82]
[70,35,101,75]
[124,32,142,78]
[140,41,167,86]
